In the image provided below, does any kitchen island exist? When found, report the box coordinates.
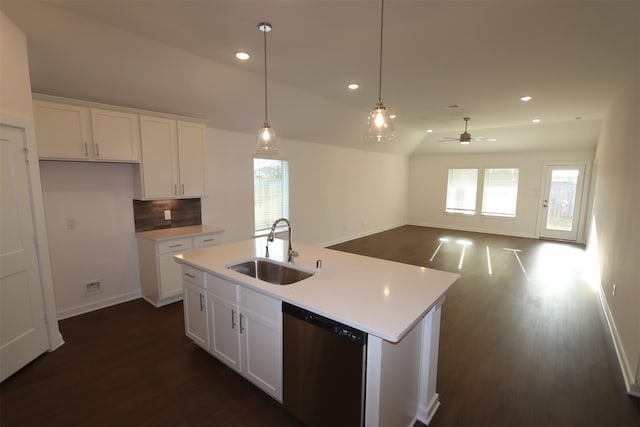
[175,237,459,426]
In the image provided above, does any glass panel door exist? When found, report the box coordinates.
[540,164,586,241]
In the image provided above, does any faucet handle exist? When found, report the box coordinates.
[289,249,299,258]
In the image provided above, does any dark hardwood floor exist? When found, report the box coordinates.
[1,225,638,426]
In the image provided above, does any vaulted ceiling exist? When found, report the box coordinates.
[2,0,638,156]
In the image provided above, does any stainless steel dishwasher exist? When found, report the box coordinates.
[282,302,367,426]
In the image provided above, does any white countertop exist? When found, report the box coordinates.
[176,237,459,342]
[136,225,224,241]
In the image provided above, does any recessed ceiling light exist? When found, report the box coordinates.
[532,118,541,123]
[426,129,433,133]
[235,52,250,60]
[520,95,532,102]
[347,83,359,90]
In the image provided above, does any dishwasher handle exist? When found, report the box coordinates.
[283,302,367,345]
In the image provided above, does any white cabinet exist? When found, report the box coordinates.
[208,277,241,371]
[183,265,208,351]
[197,273,283,401]
[33,100,92,160]
[90,108,140,162]
[134,116,207,200]
[238,285,282,401]
[137,231,221,307]
[33,100,140,162]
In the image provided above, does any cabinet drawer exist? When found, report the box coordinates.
[182,264,205,288]
[158,237,193,254]
[207,273,238,302]
[194,234,219,248]
[240,287,281,321]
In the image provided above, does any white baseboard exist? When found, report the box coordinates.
[595,284,640,397]
[417,393,441,425]
[56,291,141,320]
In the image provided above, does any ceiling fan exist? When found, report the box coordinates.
[438,117,493,145]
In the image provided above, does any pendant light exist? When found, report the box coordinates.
[256,22,278,155]
[366,0,395,142]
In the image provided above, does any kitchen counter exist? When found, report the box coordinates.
[176,236,459,343]
[136,224,224,241]
[176,236,461,426]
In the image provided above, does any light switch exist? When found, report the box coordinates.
[164,210,171,220]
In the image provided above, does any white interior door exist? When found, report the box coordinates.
[539,164,586,241]
[0,125,49,382]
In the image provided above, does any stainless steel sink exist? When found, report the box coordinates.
[227,259,313,285]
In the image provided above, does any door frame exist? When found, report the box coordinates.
[1,112,64,354]
[536,161,591,243]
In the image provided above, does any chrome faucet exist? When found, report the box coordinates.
[265,218,299,262]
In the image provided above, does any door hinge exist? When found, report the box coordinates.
[23,147,29,163]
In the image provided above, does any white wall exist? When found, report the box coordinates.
[39,128,408,317]
[39,161,141,318]
[588,75,640,396]
[408,151,594,241]
[202,128,409,246]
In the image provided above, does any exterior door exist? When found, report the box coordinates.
[0,125,49,381]
[539,164,587,241]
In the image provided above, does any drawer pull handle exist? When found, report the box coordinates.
[199,294,204,311]
[169,244,183,248]
[184,272,196,279]
[202,238,215,242]
[231,309,236,329]
[95,143,100,158]
[239,313,245,334]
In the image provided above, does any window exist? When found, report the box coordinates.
[254,158,289,235]
[445,169,478,215]
[481,168,519,217]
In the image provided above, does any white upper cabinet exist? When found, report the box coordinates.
[33,100,92,160]
[138,116,179,199]
[135,117,207,200]
[33,99,139,163]
[90,108,140,162]
[177,121,207,198]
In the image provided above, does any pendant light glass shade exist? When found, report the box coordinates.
[367,100,395,142]
[256,121,278,153]
[366,0,395,142]
[256,22,278,155]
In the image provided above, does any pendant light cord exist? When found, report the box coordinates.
[263,27,269,123]
[377,0,385,104]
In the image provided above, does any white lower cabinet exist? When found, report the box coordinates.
[191,272,283,402]
[137,231,221,307]
[183,266,208,351]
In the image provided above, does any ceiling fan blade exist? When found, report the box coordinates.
[438,137,460,142]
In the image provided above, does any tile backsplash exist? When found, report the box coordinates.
[133,198,201,232]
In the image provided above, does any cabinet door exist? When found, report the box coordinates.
[184,283,208,350]
[139,116,179,199]
[239,288,282,401]
[90,108,140,162]
[208,294,241,372]
[241,308,283,401]
[33,101,91,160]
[158,253,183,300]
[177,121,206,197]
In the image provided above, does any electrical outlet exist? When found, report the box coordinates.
[612,283,616,296]
[164,210,171,220]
